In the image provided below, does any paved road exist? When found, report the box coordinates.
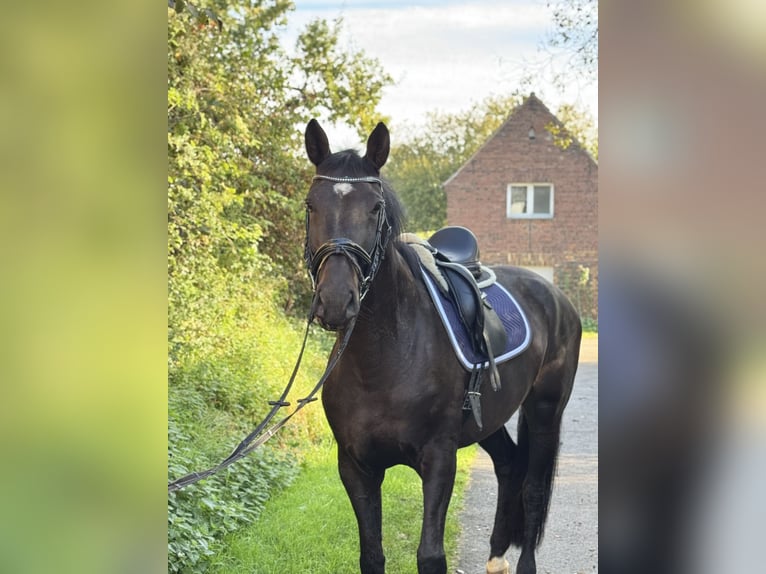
[456,338,598,574]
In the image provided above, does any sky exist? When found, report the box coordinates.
[281,0,598,147]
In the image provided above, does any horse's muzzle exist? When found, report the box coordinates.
[311,256,361,331]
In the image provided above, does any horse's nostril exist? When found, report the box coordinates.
[312,286,357,331]
[344,291,356,319]
[311,291,325,320]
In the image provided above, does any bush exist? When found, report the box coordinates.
[168,387,300,574]
[581,316,598,333]
[167,285,333,573]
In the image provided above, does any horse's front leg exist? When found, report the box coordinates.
[417,445,458,574]
[338,448,386,574]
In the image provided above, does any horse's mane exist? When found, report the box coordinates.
[320,149,407,241]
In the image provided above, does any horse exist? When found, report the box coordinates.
[303,119,581,574]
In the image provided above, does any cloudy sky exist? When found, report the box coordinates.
[281,0,597,146]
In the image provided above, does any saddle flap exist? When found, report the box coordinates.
[481,299,508,363]
[436,261,508,360]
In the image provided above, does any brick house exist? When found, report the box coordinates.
[444,93,598,321]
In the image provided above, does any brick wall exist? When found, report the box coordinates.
[444,94,598,321]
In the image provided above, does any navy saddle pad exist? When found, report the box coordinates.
[420,266,531,371]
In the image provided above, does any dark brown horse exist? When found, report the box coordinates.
[303,119,581,574]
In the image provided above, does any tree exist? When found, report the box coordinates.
[385,94,523,232]
[544,0,598,87]
[293,18,392,139]
[548,103,598,161]
[168,0,392,326]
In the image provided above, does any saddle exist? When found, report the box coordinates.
[428,226,483,278]
[427,227,509,429]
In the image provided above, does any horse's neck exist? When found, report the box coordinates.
[342,245,433,377]
[356,244,419,333]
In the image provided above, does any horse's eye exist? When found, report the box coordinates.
[371,202,383,215]
[305,201,314,213]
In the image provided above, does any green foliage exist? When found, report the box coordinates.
[294,18,393,139]
[168,389,299,574]
[581,317,598,333]
[169,0,222,30]
[168,1,392,311]
[385,94,523,232]
[167,302,334,573]
[546,103,598,161]
[556,263,597,324]
[168,2,390,572]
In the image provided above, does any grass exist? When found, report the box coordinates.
[208,440,478,574]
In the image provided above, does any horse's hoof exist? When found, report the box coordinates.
[486,556,510,574]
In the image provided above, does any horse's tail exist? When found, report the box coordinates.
[507,408,561,548]
[505,411,529,547]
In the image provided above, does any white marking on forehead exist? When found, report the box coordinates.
[333,182,354,197]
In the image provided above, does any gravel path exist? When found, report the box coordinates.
[456,338,598,574]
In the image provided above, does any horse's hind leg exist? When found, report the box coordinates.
[479,427,525,574]
[514,390,566,574]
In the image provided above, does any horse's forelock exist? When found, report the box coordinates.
[318,149,369,177]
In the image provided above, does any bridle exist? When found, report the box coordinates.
[304,175,392,303]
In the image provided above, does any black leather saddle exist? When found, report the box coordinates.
[428,226,482,278]
[426,227,509,428]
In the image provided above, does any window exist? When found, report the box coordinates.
[507,184,554,218]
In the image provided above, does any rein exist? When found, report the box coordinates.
[168,316,356,492]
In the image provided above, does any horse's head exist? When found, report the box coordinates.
[303,119,393,331]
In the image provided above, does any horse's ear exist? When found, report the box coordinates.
[305,119,330,166]
[364,122,389,170]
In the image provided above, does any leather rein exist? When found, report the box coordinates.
[167,318,355,492]
[168,175,391,493]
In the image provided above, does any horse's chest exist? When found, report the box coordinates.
[322,370,459,466]
[322,380,405,437]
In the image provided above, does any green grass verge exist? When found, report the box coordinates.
[581,317,598,333]
[208,441,478,574]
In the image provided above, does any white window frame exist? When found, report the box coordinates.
[506,183,554,219]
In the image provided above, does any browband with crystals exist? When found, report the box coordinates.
[312,175,384,186]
